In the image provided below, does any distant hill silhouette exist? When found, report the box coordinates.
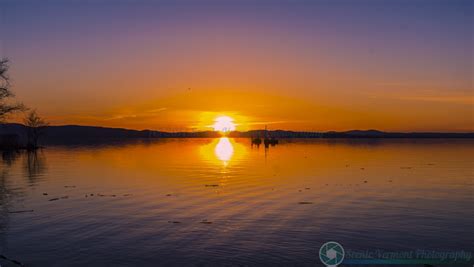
[1,123,472,145]
[229,129,474,138]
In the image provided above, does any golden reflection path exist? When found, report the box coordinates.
[214,137,234,166]
[199,137,247,167]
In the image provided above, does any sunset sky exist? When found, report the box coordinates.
[1,0,472,132]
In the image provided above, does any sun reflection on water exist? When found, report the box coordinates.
[199,137,247,167]
[215,137,234,166]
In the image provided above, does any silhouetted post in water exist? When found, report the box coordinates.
[263,125,279,147]
[251,134,262,147]
[24,110,48,150]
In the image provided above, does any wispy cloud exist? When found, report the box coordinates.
[146,107,167,113]
[397,95,473,104]
[367,91,474,105]
[246,120,307,126]
[104,114,138,121]
[103,107,167,121]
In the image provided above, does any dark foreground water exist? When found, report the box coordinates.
[0,138,473,266]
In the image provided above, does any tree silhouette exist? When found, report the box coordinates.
[0,58,24,122]
[24,110,48,149]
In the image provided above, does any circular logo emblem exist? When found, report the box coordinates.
[319,241,345,267]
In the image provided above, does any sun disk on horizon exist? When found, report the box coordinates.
[212,116,236,133]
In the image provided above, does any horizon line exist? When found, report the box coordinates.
[2,122,473,134]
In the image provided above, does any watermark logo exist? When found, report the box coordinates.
[319,241,345,267]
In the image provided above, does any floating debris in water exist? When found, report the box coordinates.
[49,198,59,201]
[305,188,310,190]
[298,201,313,204]
[166,194,172,196]
[8,210,34,214]
[205,184,219,187]
[363,180,368,183]
[97,194,116,197]
[200,220,213,224]
[43,193,48,195]
[388,180,393,182]
[168,221,181,224]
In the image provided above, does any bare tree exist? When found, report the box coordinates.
[0,58,24,122]
[24,110,48,149]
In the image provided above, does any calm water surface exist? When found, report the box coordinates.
[1,138,473,266]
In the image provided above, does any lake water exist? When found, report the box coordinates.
[1,138,473,266]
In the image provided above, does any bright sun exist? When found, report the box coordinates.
[212,116,236,133]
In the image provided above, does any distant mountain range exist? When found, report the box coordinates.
[1,123,473,145]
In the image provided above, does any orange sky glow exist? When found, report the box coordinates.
[2,1,472,132]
